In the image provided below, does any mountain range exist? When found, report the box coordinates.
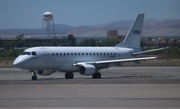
[0,18,180,38]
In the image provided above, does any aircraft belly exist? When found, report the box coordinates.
[58,63,78,72]
[55,56,109,72]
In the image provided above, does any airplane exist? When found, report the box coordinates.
[13,13,167,80]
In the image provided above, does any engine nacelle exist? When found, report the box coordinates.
[79,64,96,75]
[38,70,55,76]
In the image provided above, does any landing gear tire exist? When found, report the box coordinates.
[31,71,37,80]
[31,75,37,80]
[92,72,101,79]
[65,72,74,79]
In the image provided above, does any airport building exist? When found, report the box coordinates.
[107,30,118,39]
[107,30,125,42]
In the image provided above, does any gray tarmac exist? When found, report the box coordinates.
[0,66,180,109]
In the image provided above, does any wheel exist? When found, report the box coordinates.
[92,73,97,79]
[65,72,74,79]
[65,73,69,79]
[97,72,101,78]
[92,72,101,79]
[31,75,37,80]
[69,73,74,79]
[31,71,37,80]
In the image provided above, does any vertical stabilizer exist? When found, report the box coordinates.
[115,14,144,49]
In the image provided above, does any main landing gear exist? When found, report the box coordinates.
[65,72,101,79]
[31,71,37,80]
[65,72,74,79]
[92,72,101,79]
[29,71,100,80]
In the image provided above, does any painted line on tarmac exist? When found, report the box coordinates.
[0,68,23,70]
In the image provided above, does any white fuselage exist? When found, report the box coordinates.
[13,14,152,80]
[13,46,135,72]
[13,14,145,73]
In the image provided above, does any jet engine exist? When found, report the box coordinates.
[79,64,96,75]
[38,70,55,76]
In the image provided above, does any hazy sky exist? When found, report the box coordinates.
[0,0,180,29]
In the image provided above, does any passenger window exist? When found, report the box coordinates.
[107,53,109,55]
[32,52,37,55]
[97,53,99,55]
[60,53,62,55]
[67,53,69,55]
[82,53,84,55]
[93,53,95,55]
[56,53,58,55]
[71,53,73,55]
[90,53,92,55]
[78,53,80,55]
[75,53,77,55]
[52,53,54,55]
[104,53,106,55]
[64,53,66,55]
[100,53,102,55]
[86,53,88,55]
[114,53,116,55]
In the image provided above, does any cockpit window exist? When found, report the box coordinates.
[32,52,37,55]
[20,51,37,56]
[20,52,30,55]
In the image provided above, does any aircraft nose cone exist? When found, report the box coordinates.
[13,59,21,67]
[13,57,25,68]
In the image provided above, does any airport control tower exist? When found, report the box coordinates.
[42,12,55,39]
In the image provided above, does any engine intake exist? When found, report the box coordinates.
[79,64,96,75]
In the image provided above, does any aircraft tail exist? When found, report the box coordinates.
[115,14,144,49]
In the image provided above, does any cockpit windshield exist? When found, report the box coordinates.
[20,51,37,56]
[32,52,37,55]
[20,52,30,55]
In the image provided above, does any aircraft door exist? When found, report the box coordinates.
[41,48,50,63]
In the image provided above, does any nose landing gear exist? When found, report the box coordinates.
[31,71,37,80]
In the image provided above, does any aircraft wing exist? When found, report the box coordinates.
[75,56,156,66]
[74,47,169,66]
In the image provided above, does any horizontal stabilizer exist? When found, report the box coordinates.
[132,47,169,55]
